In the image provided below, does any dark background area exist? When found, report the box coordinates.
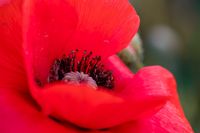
[130,0,200,132]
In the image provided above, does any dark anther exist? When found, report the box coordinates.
[48,50,114,89]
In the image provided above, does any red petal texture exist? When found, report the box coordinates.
[22,0,143,129]
[110,66,194,133]
[1,0,193,132]
[104,56,170,119]
[0,89,75,133]
[120,65,172,104]
[23,0,139,84]
[0,88,112,133]
[23,0,78,83]
[67,0,140,57]
[0,0,27,91]
[29,56,169,129]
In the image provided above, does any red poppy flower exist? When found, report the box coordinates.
[0,0,193,133]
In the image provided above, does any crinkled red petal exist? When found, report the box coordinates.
[109,66,194,133]
[119,65,172,104]
[105,56,170,119]
[110,102,193,133]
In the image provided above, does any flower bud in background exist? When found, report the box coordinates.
[118,33,144,72]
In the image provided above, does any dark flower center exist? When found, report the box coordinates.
[47,50,114,89]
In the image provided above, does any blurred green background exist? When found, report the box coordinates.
[130,0,200,132]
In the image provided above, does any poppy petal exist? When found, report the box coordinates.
[0,88,81,133]
[67,0,140,58]
[0,88,112,133]
[0,0,27,91]
[103,55,134,93]
[26,56,169,129]
[28,75,166,129]
[109,65,193,133]
[23,0,78,83]
[110,102,193,133]
[29,83,130,129]
[105,56,170,118]
[23,1,142,129]
[120,65,172,103]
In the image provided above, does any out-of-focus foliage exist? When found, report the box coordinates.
[129,0,200,132]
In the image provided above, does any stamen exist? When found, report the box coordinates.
[63,72,97,89]
[48,50,114,89]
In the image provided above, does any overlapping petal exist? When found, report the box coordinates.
[22,0,142,129]
[0,88,113,133]
[28,56,170,129]
[110,66,194,133]
[111,103,193,133]
[104,56,170,119]
[23,0,139,84]
[0,0,193,132]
